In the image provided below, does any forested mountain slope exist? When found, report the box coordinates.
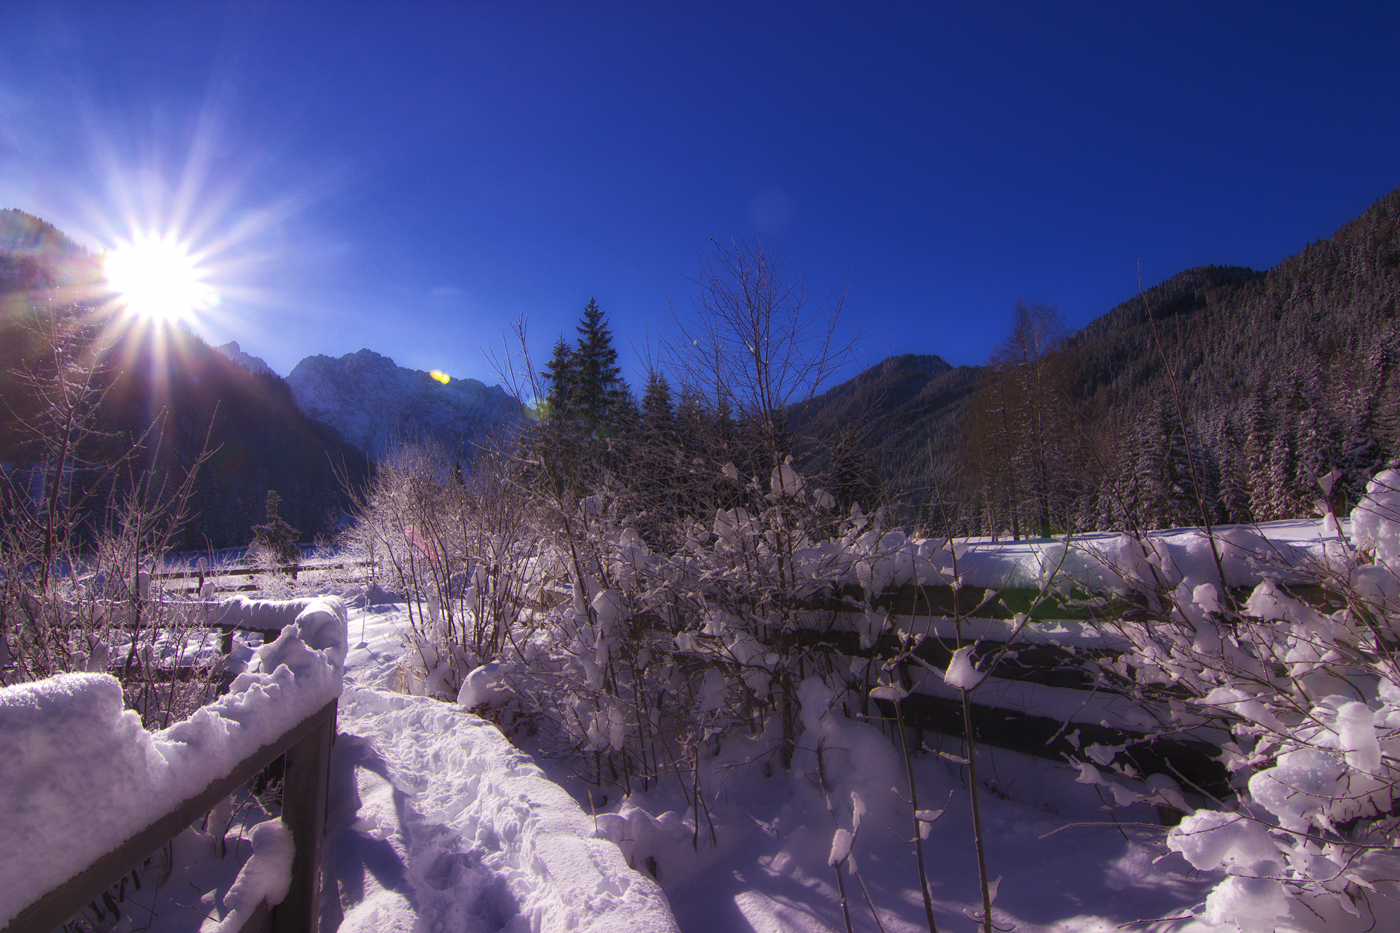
[798,354,982,504]
[810,185,1400,533]
[1063,186,1400,527]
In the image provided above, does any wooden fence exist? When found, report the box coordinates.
[2,602,340,933]
[152,560,370,595]
[838,580,1348,801]
[3,699,334,933]
[690,580,1299,802]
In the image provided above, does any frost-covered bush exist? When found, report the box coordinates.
[497,455,940,798]
[1085,469,1400,931]
[1,470,223,729]
[343,440,541,697]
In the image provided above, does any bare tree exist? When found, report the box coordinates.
[669,234,861,474]
[0,300,216,727]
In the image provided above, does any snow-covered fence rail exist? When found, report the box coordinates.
[0,597,348,933]
[668,580,1271,803]
[151,559,372,595]
[836,598,1229,796]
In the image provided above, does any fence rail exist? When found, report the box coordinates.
[664,581,1265,801]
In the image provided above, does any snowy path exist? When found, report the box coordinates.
[322,718,515,931]
[323,606,678,933]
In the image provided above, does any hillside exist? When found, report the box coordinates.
[799,353,982,504]
[808,185,1400,532]
[1059,187,1400,527]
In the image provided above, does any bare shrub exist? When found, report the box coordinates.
[0,302,217,728]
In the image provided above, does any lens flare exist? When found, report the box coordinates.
[430,370,450,384]
[104,233,218,323]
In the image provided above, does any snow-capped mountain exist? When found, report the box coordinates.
[286,348,521,460]
[213,341,274,377]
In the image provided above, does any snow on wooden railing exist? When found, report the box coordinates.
[0,597,348,933]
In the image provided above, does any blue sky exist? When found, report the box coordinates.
[2,2,1398,388]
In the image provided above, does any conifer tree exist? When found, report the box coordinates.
[543,334,577,423]
[1243,391,1274,521]
[251,489,300,565]
[572,298,625,435]
[640,372,675,440]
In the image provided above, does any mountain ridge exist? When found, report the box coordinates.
[286,348,521,460]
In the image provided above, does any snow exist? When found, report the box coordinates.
[943,644,986,689]
[1352,469,1400,562]
[329,606,1216,933]
[0,596,347,929]
[285,348,520,458]
[206,818,296,933]
[456,660,517,709]
[578,677,1215,933]
[311,515,1367,932]
[68,810,298,933]
[12,508,1399,932]
[943,518,1344,592]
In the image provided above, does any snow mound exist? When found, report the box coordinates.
[0,597,347,927]
[338,685,679,933]
[456,660,516,709]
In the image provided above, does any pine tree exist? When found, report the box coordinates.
[608,386,640,440]
[1133,407,1170,528]
[543,334,577,422]
[572,298,624,435]
[1267,426,1298,520]
[251,489,300,565]
[640,373,675,440]
[1244,391,1273,522]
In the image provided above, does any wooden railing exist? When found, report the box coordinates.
[2,699,337,933]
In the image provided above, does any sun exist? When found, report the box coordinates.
[104,233,217,323]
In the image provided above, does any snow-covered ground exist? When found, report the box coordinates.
[0,599,675,933]
[332,603,1213,933]
[3,513,1380,931]
[311,515,1375,932]
[323,615,676,932]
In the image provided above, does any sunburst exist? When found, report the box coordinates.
[104,233,218,324]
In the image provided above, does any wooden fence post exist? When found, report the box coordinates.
[271,703,334,933]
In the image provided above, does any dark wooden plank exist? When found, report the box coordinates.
[805,584,1132,621]
[874,694,1229,798]
[804,581,1341,622]
[272,708,334,933]
[779,628,1114,689]
[3,699,338,933]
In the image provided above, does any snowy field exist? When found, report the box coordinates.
[5,506,1395,932]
